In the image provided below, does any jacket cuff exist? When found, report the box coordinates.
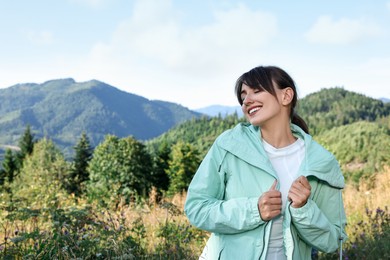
[249,197,264,225]
[289,199,314,217]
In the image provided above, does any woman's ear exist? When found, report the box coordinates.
[282,87,294,106]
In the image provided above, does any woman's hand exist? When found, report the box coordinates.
[288,176,311,208]
[258,180,282,221]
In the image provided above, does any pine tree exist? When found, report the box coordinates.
[152,140,171,192]
[15,125,35,170]
[0,169,5,186]
[2,148,16,184]
[68,132,93,196]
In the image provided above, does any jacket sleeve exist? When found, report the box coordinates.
[184,142,264,234]
[289,182,347,253]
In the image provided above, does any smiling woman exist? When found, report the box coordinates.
[184,65,347,260]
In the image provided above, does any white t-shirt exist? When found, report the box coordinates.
[262,138,305,260]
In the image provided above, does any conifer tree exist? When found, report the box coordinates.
[2,148,16,184]
[68,132,93,196]
[0,169,5,186]
[152,140,171,192]
[15,125,35,170]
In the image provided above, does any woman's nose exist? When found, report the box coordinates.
[243,95,253,106]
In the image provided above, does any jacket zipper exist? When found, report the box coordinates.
[259,221,270,260]
[288,202,295,259]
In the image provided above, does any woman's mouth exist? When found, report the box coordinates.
[248,106,261,115]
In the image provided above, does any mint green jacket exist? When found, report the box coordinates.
[185,123,347,259]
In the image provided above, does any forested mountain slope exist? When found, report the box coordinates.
[296,87,389,134]
[316,120,390,181]
[148,88,390,180]
[0,78,201,155]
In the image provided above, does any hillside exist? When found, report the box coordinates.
[0,78,202,155]
[316,121,390,181]
[296,87,390,134]
[148,88,390,179]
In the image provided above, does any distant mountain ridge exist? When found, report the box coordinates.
[381,97,390,103]
[1,79,389,159]
[0,78,202,155]
[195,105,243,117]
[195,95,389,118]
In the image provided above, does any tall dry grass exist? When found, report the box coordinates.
[1,168,388,258]
[343,166,390,222]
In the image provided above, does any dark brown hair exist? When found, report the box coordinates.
[235,65,309,134]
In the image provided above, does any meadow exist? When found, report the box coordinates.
[0,167,389,259]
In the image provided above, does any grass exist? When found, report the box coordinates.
[0,168,389,259]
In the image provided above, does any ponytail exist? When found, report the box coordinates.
[291,113,309,134]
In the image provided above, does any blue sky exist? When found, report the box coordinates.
[1,0,389,109]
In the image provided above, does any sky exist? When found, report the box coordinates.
[1,0,389,109]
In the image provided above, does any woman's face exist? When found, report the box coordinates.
[240,83,286,127]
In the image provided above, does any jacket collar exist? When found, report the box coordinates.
[217,123,345,189]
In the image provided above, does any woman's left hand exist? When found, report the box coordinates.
[287,176,311,208]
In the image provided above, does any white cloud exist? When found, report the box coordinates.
[75,0,278,107]
[387,1,390,11]
[305,15,383,45]
[27,30,54,45]
[96,1,277,74]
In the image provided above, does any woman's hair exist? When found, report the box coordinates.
[234,65,309,134]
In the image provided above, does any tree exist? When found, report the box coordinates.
[87,135,153,205]
[11,138,70,208]
[15,125,36,171]
[2,148,16,184]
[68,132,93,196]
[0,169,5,186]
[152,140,171,192]
[166,141,200,196]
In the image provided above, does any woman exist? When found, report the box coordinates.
[184,66,347,259]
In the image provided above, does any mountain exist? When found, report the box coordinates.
[0,78,202,155]
[296,87,390,135]
[195,105,243,117]
[149,87,390,158]
[147,88,390,181]
[381,97,390,103]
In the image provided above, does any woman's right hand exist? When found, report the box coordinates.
[258,180,282,221]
